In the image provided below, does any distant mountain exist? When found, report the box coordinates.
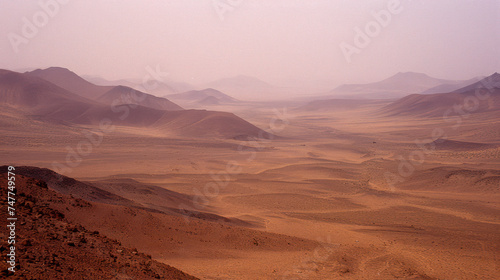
[0,69,164,126]
[166,88,238,106]
[420,77,483,94]
[26,67,183,111]
[199,95,221,105]
[0,69,269,139]
[453,72,500,94]
[331,72,455,99]
[379,73,500,117]
[0,69,97,121]
[84,75,195,96]
[82,75,137,88]
[26,67,111,100]
[97,85,183,111]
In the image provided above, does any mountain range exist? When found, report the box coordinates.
[166,88,239,107]
[379,73,500,117]
[330,72,474,99]
[0,68,269,139]
[297,73,500,117]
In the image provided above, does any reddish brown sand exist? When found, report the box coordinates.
[0,71,499,279]
[0,175,198,279]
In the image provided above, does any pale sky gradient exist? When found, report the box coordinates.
[0,0,499,90]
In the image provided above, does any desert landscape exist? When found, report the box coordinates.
[1,1,499,279]
[0,67,499,279]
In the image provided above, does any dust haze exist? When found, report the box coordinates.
[0,1,499,279]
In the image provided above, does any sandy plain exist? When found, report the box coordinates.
[1,96,499,280]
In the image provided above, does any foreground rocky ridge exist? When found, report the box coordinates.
[0,173,198,280]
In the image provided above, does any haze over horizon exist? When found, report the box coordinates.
[1,1,500,279]
[1,0,499,92]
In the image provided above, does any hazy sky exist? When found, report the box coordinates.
[0,0,499,89]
